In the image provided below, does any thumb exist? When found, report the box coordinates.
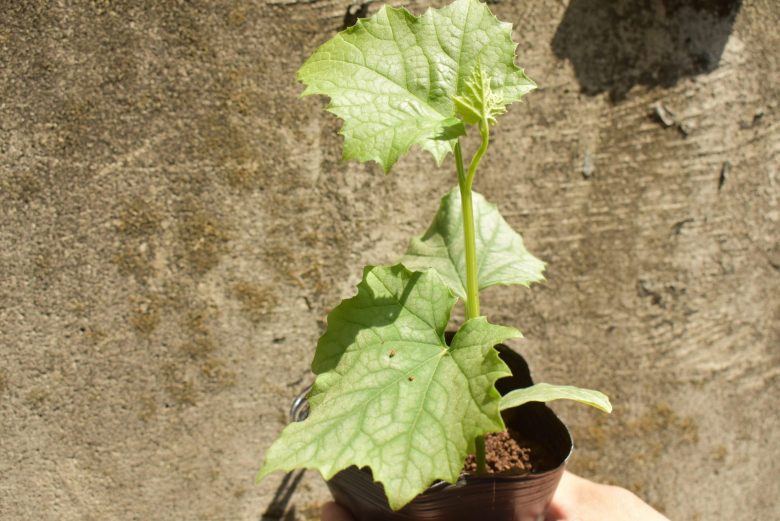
[321,502,355,521]
[544,514,581,521]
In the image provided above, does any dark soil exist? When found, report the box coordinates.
[463,429,556,475]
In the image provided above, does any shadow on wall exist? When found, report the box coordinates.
[552,0,742,101]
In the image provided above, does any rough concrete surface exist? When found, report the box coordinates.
[0,0,777,520]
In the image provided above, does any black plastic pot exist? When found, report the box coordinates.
[290,343,573,521]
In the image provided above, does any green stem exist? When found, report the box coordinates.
[459,183,480,320]
[466,119,490,189]
[475,435,486,475]
[455,120,491,474]
[456,121,490,321]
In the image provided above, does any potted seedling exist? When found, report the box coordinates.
[258,1,611,519]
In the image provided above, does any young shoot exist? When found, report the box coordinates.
[258,0,611,510]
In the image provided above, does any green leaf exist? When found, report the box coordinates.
[401,188,546,300]
[500,383,613,414]
[452,63,508,126]
[297,0,536,172]
[432,117,467,142]
[257,265,520,510]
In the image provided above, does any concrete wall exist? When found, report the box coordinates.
[1,1,778,520]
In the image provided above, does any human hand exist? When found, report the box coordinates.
[545,471,670,521]
[320,471,670,521]
[321,501,354,521]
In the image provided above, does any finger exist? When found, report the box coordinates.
[321,501,355,521]
[545,471,578,520]
[545,507,581,521]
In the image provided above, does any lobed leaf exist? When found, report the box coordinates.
[257,265,520,510]
[297,0,535,172]
[500,383,612,413]
[401,188,546,300]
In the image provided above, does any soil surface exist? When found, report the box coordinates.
[1,1,778,521]
[463,430,556,475]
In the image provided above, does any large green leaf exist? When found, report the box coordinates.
[500,383,612,413]
[401,188,546,300]
[257,265,520,510]
[297,0,536,172]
